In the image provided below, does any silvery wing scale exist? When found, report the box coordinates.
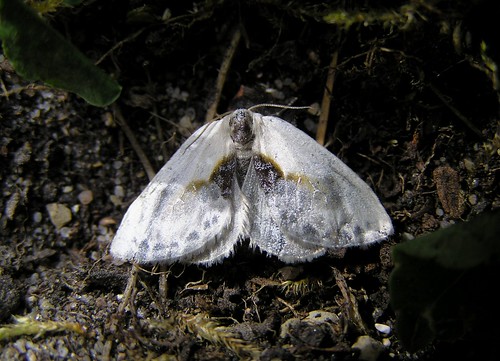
[110,109,393,265]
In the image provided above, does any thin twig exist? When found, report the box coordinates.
[113,104,156,181]
[332,267,369,334]
[0,78,9,99]
[205,28,241,122]
[317,51,339,145]
[158,267,169,308]
[276,297,300,318]
[429,83,483,138]
[95,12,198,66]
[95,29,145,65]
[152,104,169,161]
[118,264,139,314]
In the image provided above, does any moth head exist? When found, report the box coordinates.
[229,109,255,146]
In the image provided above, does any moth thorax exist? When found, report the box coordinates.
[229,109,255,147]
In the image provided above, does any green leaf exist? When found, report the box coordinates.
[0,0,121,107]
[389,211,500,352]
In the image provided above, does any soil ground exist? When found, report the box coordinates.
[1,1,499,360]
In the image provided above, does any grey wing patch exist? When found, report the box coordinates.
[111,155,246,264]
[182,155,251,265]
[188,178,250,265]
[242,154,391,263]
[243,155,325,262]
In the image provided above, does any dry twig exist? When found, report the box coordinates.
[113,104,156,181]
[205,28,242,122]
[429,83,483,137]
[317,51,339,145]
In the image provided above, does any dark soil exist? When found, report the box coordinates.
[1,1,499,360]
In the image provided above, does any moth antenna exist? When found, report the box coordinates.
[248,103,312,112]
[208,104,311,122]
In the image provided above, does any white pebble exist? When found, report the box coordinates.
[375,323,391,335]
[33,212,42,223]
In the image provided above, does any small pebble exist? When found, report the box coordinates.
[463,158,475,172]
[33,212,42,223]
[351,335,384,361]
[114,185,125,198]
[401,232,415,241]
[13,142,32,166]
[375,323,391,335]
[99,217,117,227]
[56,340,69,358]
[5,192,20,220]
[59,227,72,239]
[63,185,74,193]
[46,203,72,229]
[26,349,37,361]
[468,194,477,205]
[78,190,94,205]
[109,195,122,206]
[13,339,27,354]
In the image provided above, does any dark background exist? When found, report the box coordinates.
[1,0,499,359]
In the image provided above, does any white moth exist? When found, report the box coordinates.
[110,109,393,265]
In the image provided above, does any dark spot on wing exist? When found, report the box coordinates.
[302,223,319,238]
[138,238,150,254]
[153,242,167,252]
[203,213,221,230]
[210,155,237,198]
[253,154,284,194]
[187,231,200,242]
[353,224,363,238]
[339,223,355,244]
